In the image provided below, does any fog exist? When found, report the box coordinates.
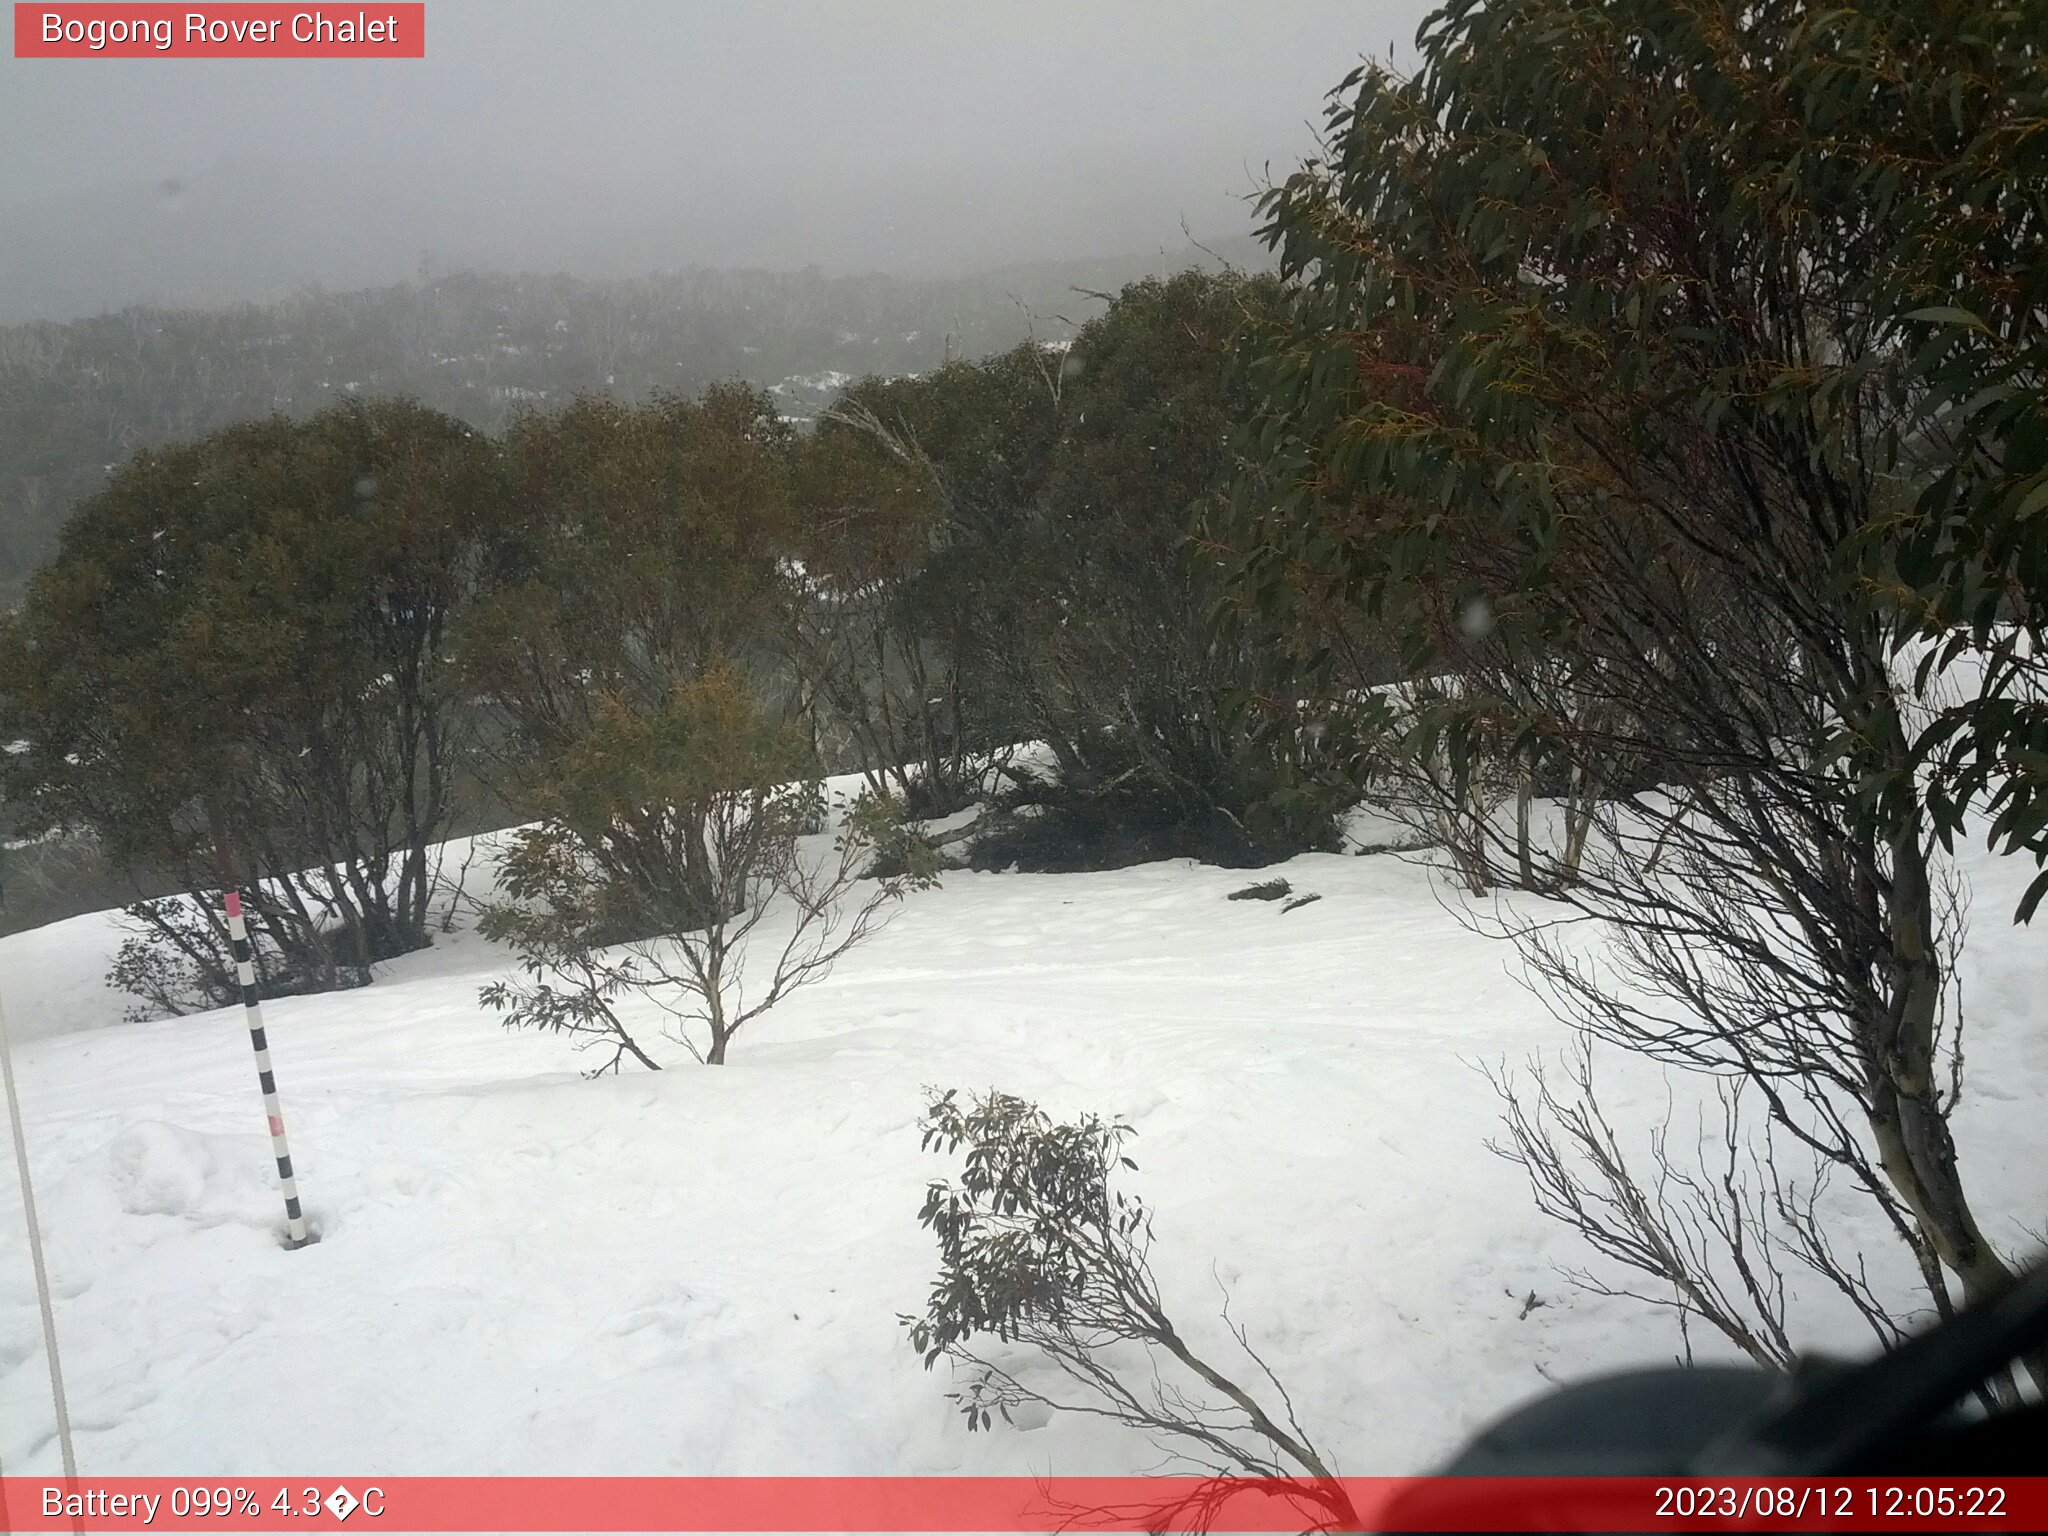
[0,1,1432,321]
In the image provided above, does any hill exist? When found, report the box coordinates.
[0,239,1262,608]
[1,795,2042,1476]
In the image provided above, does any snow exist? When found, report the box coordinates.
[1,814,2044,1479]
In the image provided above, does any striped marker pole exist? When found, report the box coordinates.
[225,889,312,1249]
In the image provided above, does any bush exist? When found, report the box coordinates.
[906,1087,1353,1527]
[479,675,941,1069]
[109,893,384,1020]
[965,757,1337,874]
[0,399,502,1000]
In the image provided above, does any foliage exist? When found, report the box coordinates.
[466,383,795,804]
[820,272,1343,862]
[0,252,1238,607]
[785,393,1003,813]
[802,345,1068,799]
[0,398,500,1010]
[481,744,938,1066]
[1233,0,2043,1374]
[965,764,1328,874]
[906,1088,1352,1527]
[477,826,669,1075]
[107,899,241,1020]
[469,390,942,1068]
[1035,272,1334,844]
[1849,6,2048,918]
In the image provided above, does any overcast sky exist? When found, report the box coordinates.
[0,1,1432,320]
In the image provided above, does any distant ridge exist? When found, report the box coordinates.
[0,236,1269,607]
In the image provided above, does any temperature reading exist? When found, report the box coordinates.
[265,1485,387,1521]
[278,1486,328,1517]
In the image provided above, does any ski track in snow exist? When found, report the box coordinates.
[1,820,2043,1476]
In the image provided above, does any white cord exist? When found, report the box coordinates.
[0,979,78,1483]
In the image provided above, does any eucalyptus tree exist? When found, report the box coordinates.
[1233,0,2044,1373]
[0,399,501,1009]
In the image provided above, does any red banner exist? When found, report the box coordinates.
[2,1476,2043,1532]
[13,4,425,58]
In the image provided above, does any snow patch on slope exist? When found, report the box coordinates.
[0,831,2042,1478]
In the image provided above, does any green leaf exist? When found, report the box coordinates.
[1902,306,1992,333]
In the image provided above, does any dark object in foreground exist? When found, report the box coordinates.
[1388,1262,2048,1532]
[1228,878,1293,901]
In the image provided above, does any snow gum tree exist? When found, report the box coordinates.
[782,398,1000,814]
[1033,271,1334,853]
[822,275,1344,864]
[480,665,937,1067]
[0,399,501,1009]
[798,346,1064,802]
[469,385,937,1066]
[1232,0,2045,1380]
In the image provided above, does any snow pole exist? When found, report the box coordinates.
[224,889,312,1249]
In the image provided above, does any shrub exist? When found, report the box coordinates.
[906,1087,1353,1528]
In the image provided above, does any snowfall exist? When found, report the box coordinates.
[2,790,2044,1479]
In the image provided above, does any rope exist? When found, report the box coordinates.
[0,972,79,1483]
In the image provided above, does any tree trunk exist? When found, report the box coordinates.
[1561,762,1596,884]
[1871,838,1997,1305]
[1515,764,1536,891]
[1866,815,2042,1396]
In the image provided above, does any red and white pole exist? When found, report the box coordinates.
[224,889,311,1248]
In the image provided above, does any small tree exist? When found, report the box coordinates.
[0,399,501,1012]
[784,403,1000,815]
[907,1089,1352,1530]
[467,386,939,1065]
[481,669,938,1066]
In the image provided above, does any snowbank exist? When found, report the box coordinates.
[1,828,2042,1477]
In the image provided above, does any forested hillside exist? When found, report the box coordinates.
[0,241,1255,606]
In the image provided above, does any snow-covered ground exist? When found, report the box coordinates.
[2,810,2043,1477]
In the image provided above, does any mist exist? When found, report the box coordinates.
[0,0,1431,321]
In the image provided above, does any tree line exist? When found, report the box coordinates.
[0,245,1256,609]
[0,270,1291,1030]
